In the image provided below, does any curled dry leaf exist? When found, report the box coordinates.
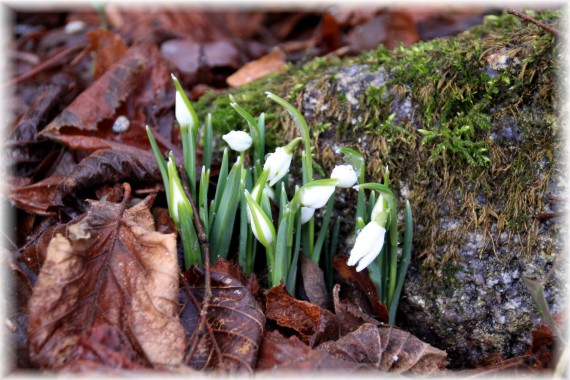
[180,261,265,373]
[334,254,389,323]
[28,191,185,369]
[300,254,329,308]
[10,174,66,216]
[317,323,448,375]
[265,285,339,347]
[54,148,161,207]
[256,330,364,372]
[332,284,381,336]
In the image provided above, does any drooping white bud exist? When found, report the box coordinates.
[264,147,293,187]
[222,130,252,152]
[331,164,358,188]
[347,221,386,272]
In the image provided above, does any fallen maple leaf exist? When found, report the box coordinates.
[179,261,265,373]
[28,185,185,369]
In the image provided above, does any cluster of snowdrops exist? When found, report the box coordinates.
[146,75,413,324]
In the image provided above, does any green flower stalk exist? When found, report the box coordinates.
[166,154,201,268]
[172,74,198,200]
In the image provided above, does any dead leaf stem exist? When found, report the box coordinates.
[507,9,562,38]
[180,167,222,365]
[7,43,87,87]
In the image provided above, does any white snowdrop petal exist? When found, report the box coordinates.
[300,207,315,224]
[300,185,335,209]
[331,165,357,188]
[222,130,252,152]
[264,147,293,186]
[175,91,194,128]
[348,222,386,271]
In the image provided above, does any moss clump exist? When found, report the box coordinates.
[193,10,561,269]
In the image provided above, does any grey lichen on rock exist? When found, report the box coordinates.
[195,10,565,368]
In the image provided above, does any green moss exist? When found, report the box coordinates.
[193,10,561,268]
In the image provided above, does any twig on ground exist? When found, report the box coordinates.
[6,43,86,87]
[508,9,562,38]
[179,168,223,366]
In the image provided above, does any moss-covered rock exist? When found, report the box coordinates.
[195,10,565,368]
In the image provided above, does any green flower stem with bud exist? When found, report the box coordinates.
[171,74,199,201]
[167,153,201,268]
[266,92,315,258]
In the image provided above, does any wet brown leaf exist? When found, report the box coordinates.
[10,174,66,216]
[265,285,338,347]
[39,46,147,136]
[317,323,448,374]
[334,254,389,323]
[15,217,66,311]
[86,28,128,80]
[256,329,364,372]
[180,261,265,373]
[8,77,77,179]
[28,190,185,369]
[54,148,161,207]
[59,323,147,372]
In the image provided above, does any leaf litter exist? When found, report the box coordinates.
[7,6,556,376]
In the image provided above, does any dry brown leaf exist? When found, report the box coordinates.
[332,284,380,336]
[300,254,329,308]
[28,189,185,369]
[265,285,339,347]
[333,254,389,323]
[226,48,286,87]
[54,148,161,208]
[10,174,66,216]
[317,323,448,374]
[86,28,128,80]
[39,46,147,137]
[180,261,265,373]
[256,329,364,372]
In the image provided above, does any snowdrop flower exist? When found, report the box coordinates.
[244,190,275,247]
[300,181,336,209]
[347,221,386,272]
[330,164,358,188]
[173,74,195,129]
[300,207,315,224]
[167,156,191,225]
[264,147,293,186]
[222,130,252,152]
[263,138,302,187]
